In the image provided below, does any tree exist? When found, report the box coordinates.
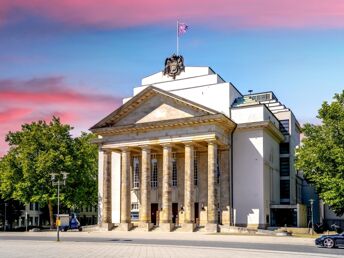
[0,117,98,227]
[296,90,344,216]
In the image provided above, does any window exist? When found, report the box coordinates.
[216,152,220,184]
[35,203,39,211]
[151,158,158,188]
[172,153,177,187]
[280,157,290,176]
[280,142,290,154]
[133,157,140,188]
[194,152,198,186]
[279,119,289,135]
[131,203,139,221]
[29,203,34,210]
[280,180,290,200]
[86,206,88,212]
[131,203,139,210]
[131,211,139,221]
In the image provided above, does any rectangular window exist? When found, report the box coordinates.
[131,203,139,210]
[280,180,290,199]
[194,152,198,186]
[279,142,290,154]
[280,157,290,176]
[172,155,177,187]
[29,203,33,210]
[133,157,140,188]
[279,119,289,135]
[131,211,139,221]
[151,158,158,188]
[216,152,220,184]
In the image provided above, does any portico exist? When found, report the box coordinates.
[91,86,235,232]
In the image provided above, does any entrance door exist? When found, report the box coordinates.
[172,203,178,224]
[194,203,199,224]
[151,203,158,225]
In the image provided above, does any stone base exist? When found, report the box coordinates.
[182,223,195,232]
[159,223,174,232]
[100,223,114,231]
[206,223,219,233]
[117,223,133,231]
[138,222,154,231]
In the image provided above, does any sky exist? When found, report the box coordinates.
[0,0,344,156]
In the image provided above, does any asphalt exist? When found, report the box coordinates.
[0,233,343,256]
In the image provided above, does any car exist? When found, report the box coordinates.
[315,232,344,248]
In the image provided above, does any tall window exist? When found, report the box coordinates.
[172,153,177,187]
[279,119,290,135]
[151,157,158,188]
[133,157,140,188]
[280,157,290,177]
[194,151,198,186]
[216,151,220,184]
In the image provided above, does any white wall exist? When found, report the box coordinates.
[233,129,265,226]
[231,106,265,124]
[142,67,214,85]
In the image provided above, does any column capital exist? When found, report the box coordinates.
[182,141,194,147]
[161,143,173,149]
[206,139,217,145]
[139,145,151,151]
[119,146,130,152]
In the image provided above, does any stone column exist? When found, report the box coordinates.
[183,142,195,231]
[206,141,218,232]
[102,151,113,230]
[119,147,132,231]
[160,143,173,231]
[139,145,153,231]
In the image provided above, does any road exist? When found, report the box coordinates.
[0,231,343,258]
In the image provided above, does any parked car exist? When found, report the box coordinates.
[315,232,344,248]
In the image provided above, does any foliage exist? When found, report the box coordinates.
[0,117,98,224]
[296,91,344,216]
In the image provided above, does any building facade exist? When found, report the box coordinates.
[91,63,302,232]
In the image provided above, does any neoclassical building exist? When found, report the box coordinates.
[91,59,303,232]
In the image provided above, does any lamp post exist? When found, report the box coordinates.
[50,172,69,242]
[310,199,314,235]
[4,203,8,232]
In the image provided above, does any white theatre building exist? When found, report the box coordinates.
[90,60,304,232]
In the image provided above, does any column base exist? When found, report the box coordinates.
[100,223,114,231]
[117,223,133,231]
[206,223,219,233]
[138,222,154,231]
[182,223,195,232]
[159,223,174,232]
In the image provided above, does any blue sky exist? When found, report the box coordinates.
[1,0,344,154]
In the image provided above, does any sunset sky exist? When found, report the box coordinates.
[1,0,344,155]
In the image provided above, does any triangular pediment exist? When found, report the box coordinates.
[90,86,218,130]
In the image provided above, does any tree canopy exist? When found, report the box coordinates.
[0,117,98,226]
[296,91,344,216]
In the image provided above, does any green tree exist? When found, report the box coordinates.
[296,90,344,216]
[0,117,98,227]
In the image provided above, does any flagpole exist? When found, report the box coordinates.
[176,20,179,55]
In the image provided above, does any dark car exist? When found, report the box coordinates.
[315,232,344,248]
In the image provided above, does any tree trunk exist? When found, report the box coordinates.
[48,200,54,229]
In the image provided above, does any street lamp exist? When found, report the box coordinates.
[50,172,69,242]
[4,203,8,232]
[309,199,314,235]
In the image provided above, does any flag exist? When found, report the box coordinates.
[178,23,188,36]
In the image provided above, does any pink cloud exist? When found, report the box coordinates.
[0,76,122,156]
[1,0,344,29]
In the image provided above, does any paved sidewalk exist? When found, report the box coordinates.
[0,231,341,258]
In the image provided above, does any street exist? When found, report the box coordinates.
[0,231,343,258]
